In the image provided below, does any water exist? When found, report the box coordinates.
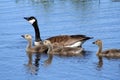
[0,0,120,80]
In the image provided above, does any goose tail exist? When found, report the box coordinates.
[85,36,93,40]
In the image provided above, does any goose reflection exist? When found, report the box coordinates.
[44,54,53,66]
[97,56,103,68]
[25,52,53,74]
[25,52,41,75]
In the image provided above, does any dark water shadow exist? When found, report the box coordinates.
[15,0,54,5]
[15,0,100,9]
[112,0,120,2]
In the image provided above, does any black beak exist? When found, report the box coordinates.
[92,42,95,44]
[24,17,29,21]
[21,35,25,38]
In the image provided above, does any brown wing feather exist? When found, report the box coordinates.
[46,35,92,46]
[46,35,70,43]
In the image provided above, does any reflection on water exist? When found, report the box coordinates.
[97,56,103,68]
[15,0,100,12]
[0,0,120,80]
[25,51,87,75]
[34,53,41,67]
[25,52,53,74]
[25,52,40,75]
[44,54,53,66]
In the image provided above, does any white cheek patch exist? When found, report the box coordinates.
[65,42,82,47]
[28,19,36,24]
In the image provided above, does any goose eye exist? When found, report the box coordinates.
[30,18,33,20]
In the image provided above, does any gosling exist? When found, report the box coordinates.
[21,34,47,53]
[43,40,84,56]
[93,39,120,58]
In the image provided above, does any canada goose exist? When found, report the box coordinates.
[24,16,93,47]
[21,34,47,53]
[43,40,84,56]
[93,39,120,58]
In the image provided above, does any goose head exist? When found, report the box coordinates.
[24,16,37,25]
[24,16,42,43]
[21,34,32,41]
[93,39,102,47]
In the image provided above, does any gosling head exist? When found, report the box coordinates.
[43,40,51,46]
[93,39,102,46]
[24,16,37,25]
[21,34,32,41]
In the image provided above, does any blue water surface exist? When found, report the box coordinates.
[0,0,120,80]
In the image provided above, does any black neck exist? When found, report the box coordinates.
[32,21,42,41]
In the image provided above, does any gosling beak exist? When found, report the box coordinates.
[92,41,95,44]
[21,35,25,38]
[24,17,29,21]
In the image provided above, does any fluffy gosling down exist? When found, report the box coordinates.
[43,40,84,56]
[93,39,120,58]
[21,34,47,53]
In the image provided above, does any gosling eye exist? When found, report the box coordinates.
[45,40,48,43]
[44,41,46,43]
[26,35,29,37]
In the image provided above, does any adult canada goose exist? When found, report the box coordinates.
[24,16,93,47]
[21,34,47,53]
[43,40,84,56]
[93,39,120,58]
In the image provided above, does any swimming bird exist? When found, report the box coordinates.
[24,16,93,47]
[93,39,120,58]
[21,34,47,53]
[43,40,84,56]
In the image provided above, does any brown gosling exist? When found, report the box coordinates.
[93,39,120,58]
[21,34,47,53]
[43,40,84,56]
